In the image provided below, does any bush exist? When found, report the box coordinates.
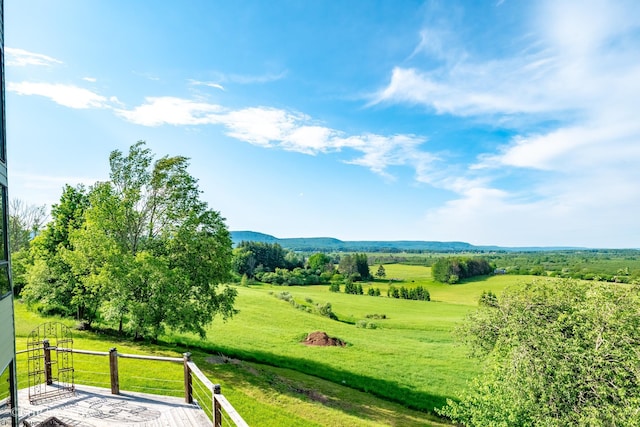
[275,291,292,302]
[316,302,337,320]
[478,290,498,308]
[365,313,386,319]
[356,320,377,329]
[439,280,640,426]
[387,285,430,301]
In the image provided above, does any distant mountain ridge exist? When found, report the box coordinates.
[230,231,583,252]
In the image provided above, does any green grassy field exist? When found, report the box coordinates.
[13,265,536,426]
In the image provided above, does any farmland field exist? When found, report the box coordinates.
[14,265,537,426]
[164,265,535,422]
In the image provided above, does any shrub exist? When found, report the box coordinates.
[439,280,640,426]
[356,320,378,329]
[365,313,386,319]
[316,302,337,320]
[478,290,498,308]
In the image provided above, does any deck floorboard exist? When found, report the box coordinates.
[16,385,211,426]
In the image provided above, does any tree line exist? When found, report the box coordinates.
[232,242,373,285]
[432,257,493,284]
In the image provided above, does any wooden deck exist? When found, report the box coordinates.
[16,384,211,426]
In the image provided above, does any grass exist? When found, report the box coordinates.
[12,266,537,426]
[165,268,533,414]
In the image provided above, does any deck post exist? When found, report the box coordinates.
[183,352,192,403]
[213,384,222,427]
[43,339,52,385]
[109,348,120,394]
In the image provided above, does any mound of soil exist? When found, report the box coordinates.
[302,331,345,347]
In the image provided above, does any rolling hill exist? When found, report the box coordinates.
[230,231,582,252]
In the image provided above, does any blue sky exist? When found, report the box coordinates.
[5,0,640,247]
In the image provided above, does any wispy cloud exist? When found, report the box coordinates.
[384,0,640,245]
[82,77,97,83]
[115,97,224,126]
[188,79,225,91]
[7,82,109,109]
[115,96,429,178]
[225,70,288,84]
[5,47,63,67]
[206,70,288,85]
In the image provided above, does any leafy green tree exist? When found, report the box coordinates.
[22,185,90,318]
[432,257,491,284]
[79,142,235,339]
[439,280,640,426]
[234,241,287,277]
[24,142,236,339]
[375,264,386,279]
[338,253,370,281]
[307,252,332,273]
[338,254,357,277]
[355,253,371,280]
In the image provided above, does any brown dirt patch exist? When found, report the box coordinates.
[302,331,346,347]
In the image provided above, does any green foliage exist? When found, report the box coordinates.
[22,142,236,340]
[365,313,386,319]
[439,280,640,426]
[432,257,492,284]
[316,301,338,320]
[387,285,430,301]
[375,264,386,279]
[344,281,363,295]
[478,290,498,308]
[307,252,333,273]
[356,320,378,329]
[338,253,371,281]
[22,184,90,318]
[258,267,321,286]
[487,249,640,284]
[234,241,293,277]
[328,282,340,292]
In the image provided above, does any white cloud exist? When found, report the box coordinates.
[368,0,640,246]
[5,47,63,67]
[116,97,430,178]
[115,97,224,126]
[82,77,97,83]
[7,82,109,109]
[188,79,225,91]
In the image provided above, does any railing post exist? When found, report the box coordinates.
[109,348,120,395]
[183,352,192,404]
[213,384,222,427]
[43,339,52,385]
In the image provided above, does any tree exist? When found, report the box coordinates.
[338,253,370,281]
[8,199,47,254]
[439,280,640,426]
[338,254,358,277]
[307,253,332,273]
[432,257,492,284]
[376,264,386,279]
[24,142,236,339]
[234,241,287,277]
[355,253,371,281]
[22,185,90,317]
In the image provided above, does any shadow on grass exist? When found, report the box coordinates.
[194,353,450,427]
[162,336,451,417]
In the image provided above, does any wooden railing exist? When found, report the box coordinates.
[17,346,248,427]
